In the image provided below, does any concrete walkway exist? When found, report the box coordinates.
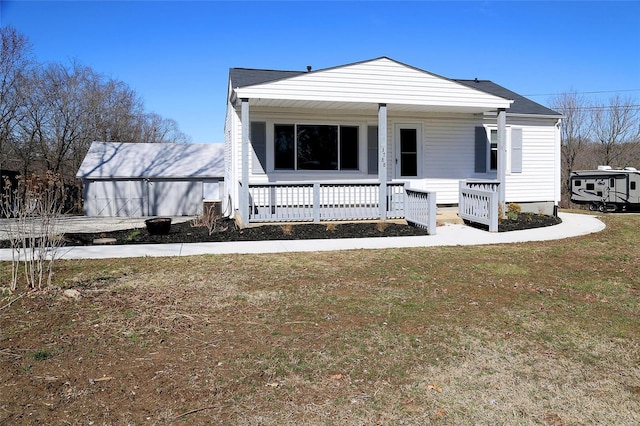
[0,213,605,260]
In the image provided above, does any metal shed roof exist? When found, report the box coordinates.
[76,142,225,179]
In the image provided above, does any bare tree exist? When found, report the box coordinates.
[550,90,592,198]
[591,95,640,167]
[0,26,34,172]
[1,27,193,212]
[138,113,191,143]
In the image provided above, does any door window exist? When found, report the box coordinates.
[396,125,420,178]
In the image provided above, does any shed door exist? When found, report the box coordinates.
[85,180,147,217]
[395,124,421,178]
[147,180,203,216]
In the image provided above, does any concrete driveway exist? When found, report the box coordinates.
[0,215,195,240]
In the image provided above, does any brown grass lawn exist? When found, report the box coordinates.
[1,213,639,425]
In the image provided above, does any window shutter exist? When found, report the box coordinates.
[251,122,267,174]
[474,127,488,173]
[511,128,523,173]
[367,126,378,175]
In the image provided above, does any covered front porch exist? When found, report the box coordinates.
[227,58,513,233]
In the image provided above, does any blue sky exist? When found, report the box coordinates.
[2,1,639,143]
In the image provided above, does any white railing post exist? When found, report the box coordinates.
[313,183,321,223]
[428,191,437,235]
[458,180,466,218]
[489,190,498,232]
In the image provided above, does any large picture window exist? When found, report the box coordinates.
[274,124,359,171]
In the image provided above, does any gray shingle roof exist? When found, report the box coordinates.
[229,68,305,89]
[454,79,561,116]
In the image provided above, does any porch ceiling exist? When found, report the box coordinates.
[239,98,501,114]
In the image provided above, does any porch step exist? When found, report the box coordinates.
[436,208,463,225]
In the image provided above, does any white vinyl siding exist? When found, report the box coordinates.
[236,58,512,112]
[505,124,558,202]
[423,117,478,179]
[223,96,237,213]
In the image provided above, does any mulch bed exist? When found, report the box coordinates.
[0,214,562,247]
[61,220,432,246]
[467,212,563,232]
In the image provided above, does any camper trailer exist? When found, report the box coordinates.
[570,166,640,212]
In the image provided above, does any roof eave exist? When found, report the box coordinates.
[506,112,565,119]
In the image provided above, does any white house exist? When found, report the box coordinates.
[77,142,224,217]
[223,57,562,227]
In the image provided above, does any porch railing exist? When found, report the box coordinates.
[458,180,499,232]
[246,182,406,223]
[404,188,437,234]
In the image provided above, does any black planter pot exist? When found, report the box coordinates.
[145,217,172,235]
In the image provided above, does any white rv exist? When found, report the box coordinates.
[570,166,640,212]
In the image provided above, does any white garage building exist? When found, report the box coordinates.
[76,142,224,217]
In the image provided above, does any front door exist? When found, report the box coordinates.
[395,124,421,178]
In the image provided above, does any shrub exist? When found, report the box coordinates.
[507,203,522,215]
[376,221,389,232]
[280,224,294,235]
[1,172,66,291]
[192,203,225,236]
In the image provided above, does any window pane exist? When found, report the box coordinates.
[297,125,338,170]
[340,126,359,170]
[400,129,417,152]
[274,125,295,169]
[490,130,498,170]
[401,154,417,176]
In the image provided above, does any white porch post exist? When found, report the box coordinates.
[378,103,388,220]
[240,98,250,226]
[497,108,507,213]
[554,119,562,214]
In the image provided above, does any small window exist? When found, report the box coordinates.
[586,183,595,190]
[597,191,603,197]
[610,178,615,187]
[631,181,636,190]
[574,180,582,187]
